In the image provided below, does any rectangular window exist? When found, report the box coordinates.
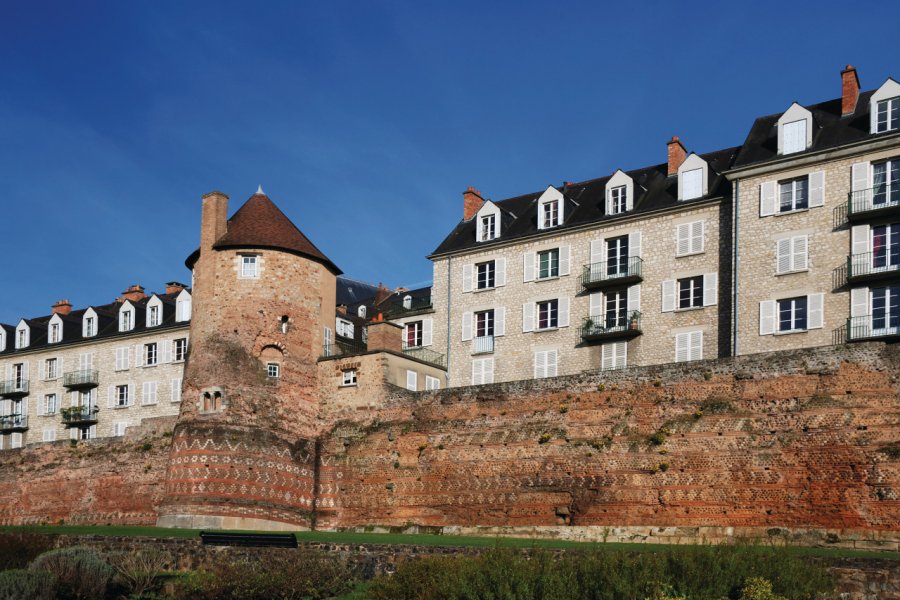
[872,285,900,332]
[609,186,627,214]
[604,289,627,328]
[876,97,900,133]
[114,422,128,437]
[678,276,703,309]
[45,358,58,380]
[533,349,558,379]
[241,255,259,278]
[471,357,494,385]
[476,261,496,289]
[406,370,418,391]
[174,338,188,362]
[782,119,807,154]
[605,236,629,276]
[115,347,130,371]
[425,375,440,390]
[336,318,355,338]
[171,378,182,402]
[601,341,627,371]
[778,296,808,332]
[148,305,160,327]
[675,331,703,362]
[682,168,703,200]
[12,364,24,388]
[405,321,423,348]
[475,310,494,338]
[121,310,133,331]
[78,389,95,408]
[676,221,704,256]
[141,381,158,405]
[537,299,559,330]
[776,235,809,274]
[49,323,60,343]
[541,199,559,228]
[779,177,809,212]
[872,159,900,206]
[266,363,280,378]
[537,249,559,279]
[42,428,56,442]
[17,329,27,348]
[84,317,95,337]
[115,385,130,408]
[144,343,158,366]
[480,214,496,241]
[341,369,357,386]
[44,394,58,415]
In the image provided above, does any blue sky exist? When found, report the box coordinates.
[1,1,898,323]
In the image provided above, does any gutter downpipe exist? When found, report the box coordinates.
[732,179,740,357]
[446,256,452,385]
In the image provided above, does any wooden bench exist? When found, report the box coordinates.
[199,531,298,548]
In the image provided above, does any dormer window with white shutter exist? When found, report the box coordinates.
[475,201,501,242]
[536,186,564,230]
[605,170,634,215]
[0,328,6,352]
[48,314,63,343]
[175,290,192,322]
[357,305,366,318]
[677,154,709,201]
[83,308,98,337]
[146,296,163,328]
[870,78,900,134]
[15,321,29,349]
[119,302,135,332]
[777,103,813,155]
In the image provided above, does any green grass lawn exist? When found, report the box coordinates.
[1,524,896,560]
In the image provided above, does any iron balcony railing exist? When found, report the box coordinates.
[383,297,434,318]
[472,335,494,354]
[847,187,900,218]
[63,370,100,388]
[581,256,643,289]
[847,251,900,281]
[581,312,642,340]
[0,380,29,398]
[846,315,900,342]
[322,338,368,359]
[61,405,99,426]
[401,342,447,369]
[0,414,28,432]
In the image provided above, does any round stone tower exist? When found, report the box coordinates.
[157,188,340,530]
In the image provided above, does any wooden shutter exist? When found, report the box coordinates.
[760,181,777,216]
[625,184,634,211]
[851,225,870,255]
[534,351,546,378]
[689,331,703,361]
[793,236,809,271]
[494,308,506,337]
[590,239,604,266]
[675,333,689,362]
[142,382,150,405]
[850,287,869,318]
[496,258,506,287]
[161,340,172,363]
[676,223,690,256]
[558,297,570,328]
[522,303,535,332]
[629,231,642,259]
[462,264,473,293]
[808,171,825,207]
[692,221,705,253]
[776,238,792,274]
[127,384,134,406]
[589,292,603,318]
[661,280,676,312]
[523,252,535,282]
[406,370,417,391]
[107,386,115,408]
[461,312,473,341]
[851,162,870,192]
[422,318,433,346]
[627,284,641,312]
[759,300,776,335]
[134,345,143,367]
[703,273,718,306]
[547,350,558,377]
[472,360,483,385]
[484,358,494,384]
[559,245,571,276]
[807,293,824,329]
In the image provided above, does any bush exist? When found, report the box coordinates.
[739,576,787,600]
[175,548,354,600]
[0,532,55,570]
[29,546,115,600]
[0,569,57,600]
[107,547,172,598]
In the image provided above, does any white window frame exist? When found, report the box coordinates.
[533,349,558,379]
[173,338,188,362]
[266,362,281,378]
[44,393,58,415]
[775,235,809,274]
[141,381,158,405]
[144,342,158,366]
[240,254,260,278]
[115,384,130,408]
[175,290,192,322]
[406,370,418,391]
[119,304,134,332]
[341,369,357,387]
[675,330,703,363]
[675,221,704,256]
[171,378,182,402]
[45,357,59,380]
[425,375,440,390]
[475,202,501,243]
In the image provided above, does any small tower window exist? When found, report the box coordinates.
[267,363,280,378]
[280,316,290,334]
[240,254,259,278]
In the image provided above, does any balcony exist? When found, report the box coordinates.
[847,187,900,222]
[581,312,643,342]
[471,335,494,355]
[401,342,447,369]
[0,415,28,433]
[63,370,100,389]
[581,257,643,291]
[61,406,99,427]
[844,315,900,343]
[847,252,900,284]
[322,338,368,359]
[0,380,29,398]
[383,297,434,319]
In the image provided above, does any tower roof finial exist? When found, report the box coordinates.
[255,184,265,196]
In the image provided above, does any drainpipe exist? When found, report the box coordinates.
[445,256,452,385]
[732,179,740,356]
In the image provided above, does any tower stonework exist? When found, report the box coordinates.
[157,190,339,530]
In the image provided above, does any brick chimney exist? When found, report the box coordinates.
[367,319,402,353]
[121,284,147,302]
[165,281,188,295]
[51,299,72,316]
[336,304,347,315]
[667,136,687,176]
[841,65,860,116]
[463,186,485,221]
[201,191,229,252]
[374,283,392,307]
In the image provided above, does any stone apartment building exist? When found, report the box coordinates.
[0,285,192,448]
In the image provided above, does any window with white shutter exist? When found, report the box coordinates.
[406,370,418,391]
[759,181,777,217]
[776,235,809,274]
[462,264,474,293]
[171,379,182,403]
[42,428,56,442]
[462,312,473,341]
[676,221,705,256]
[471,358,494,385]
[759,300,776,335]
[533,350,558,379]
[601,341,627,370]
[425,376,441,390]
[142,381,158,405]
[661,280,676,312]
[114,422,128,437]
[782,120,807,154]
[682,168,703,200]
[675,331,703,362]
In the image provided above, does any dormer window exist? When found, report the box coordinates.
[777,103,813,155]
[0,329,5,352]
[240,254,259,278]
[782,120,807,154]
[49,323,60,343]
[83,309,97,337]
[175,290,192,322]
[875,97,899,133]
[475,201,502,242]
[148,306,159,327]
[480,214,496,241]
[541,199,559,228]
[119,303,134,332]
[682,169,703,200]
[403,295,412,309]
[536,186,564,230]
[605,170,634,215]
[609,187,627,214]
[357,305,367,318]
[16,325,28,349]
[677,154,710,201]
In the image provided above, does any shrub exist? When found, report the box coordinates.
[0,532,55,570]
[29,546,115,600]
[700,398,735,414]
[107,547,172,598]
[739,576,788,600]
[0,569,57,600]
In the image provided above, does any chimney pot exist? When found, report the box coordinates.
[463,186,485,221]
[121,284,147,303]
[165,281,188,295]
[51,299,73,316]
[841,65,860,116]
[667,136,687,176]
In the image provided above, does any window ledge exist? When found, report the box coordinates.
[112,405,131,410]
[774,208,810,217]
[774,269,810,277]
[535,276,561,283]
[473,286,496,293]
[773,329,808,336]
[534,327,559,333]
[675,251,705,259]
[675,306,704,313]
[339,383,358,388]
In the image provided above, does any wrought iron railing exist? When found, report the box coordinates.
[401,342,447,368]
[848,187,900,216]
[581,312,642,338]
[61,405,99,426]
[0,380,29,397]
[846,315,900,341]
[581,256,643,288]
[322,338,368,359]
[0,415,27,431]
[383,297,433,318]
[63,370,100,388]
[847,251,900,279]
[472,335,494,354]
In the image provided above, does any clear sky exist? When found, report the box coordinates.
[1,1,898,323]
